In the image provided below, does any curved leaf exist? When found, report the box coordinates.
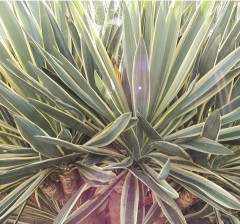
[14,115,63,158]
[85,113,131,147]
[180,137,233,155]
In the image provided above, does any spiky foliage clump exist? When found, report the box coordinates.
[0,1,240,224]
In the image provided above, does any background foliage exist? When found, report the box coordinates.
[0,1,240,223]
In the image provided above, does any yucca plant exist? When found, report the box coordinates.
[0,1,240,223]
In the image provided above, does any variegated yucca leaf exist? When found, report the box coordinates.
[0,1,240,224]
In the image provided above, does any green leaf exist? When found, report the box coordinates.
[100,1,115,47]
[180,137,233,155]
[29,63,104,128]
[218,19,240,61]
[103,157,133,171]
[143,1,153,55]
[130,167,178,205]
[1,61,49,101]
[231,77,240,100]
[157,159,170,180]
[157,9,213,118]
[53,183,88,224]
[94,71,121,117]
[202,110,221,141]
[0,82,55,136]
[143,202,161,224]
[40,2,57,56]
[13,1,44,68]
[0,1,34,76]
[165,108,240,141]
[122,2,137,93]
[137,112,162,141]
[175,179,234,215]
[44,2,76,66]
[199,35,221,76]
[148,2,166,110]
[205,1,234,63]
[28,38,115,121]
[14,115,63,158]
[151,1,184,117]
[75,163,116,185]
[0,153,83,185]
[132,36,150,117]
[120,172,139,224]
[0,155,38,167]
[153,141,190,159]
[0,169,52,221]
[28,99,95,137]
[85,113,131,147]
[157,67,240,132]
[181,52,240,111]
[69,1,129,113]
[219,125,240,142]
[121,129,140,158]
[35,136,123,158]
[171,168,240,210]
[185,204,213,220]
[141,163,179,199]
[156,197,186,224]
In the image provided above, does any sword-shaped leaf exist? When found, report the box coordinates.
[28,99,95,137]
[0,169,52,221]
[137,112,162,141]
[171,168,240,210]
[85,113,131,147]
[132,37,150,117]
[0,82,55,136]
[205,109,221,132]
[0,153,83,185]
[35,136,123,158]
[0,1,34,75]
[103,157,133,171]
[75,162,116,184]
[14,115,63,158]
[180,137,232,155]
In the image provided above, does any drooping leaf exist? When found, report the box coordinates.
[0,82,55,136]
[103,157,133,171]
[85,113,131,147]
[28,99,95,137]
[171,168,240,210]
[0,153,83,185]
[35,136,123,158]
[153,141,190,159]
[75,162,116,185]
[14,115,63,158]
[180,137,233,155]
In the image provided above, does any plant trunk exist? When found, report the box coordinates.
[153,188,200,224]
[108,179,124,224]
